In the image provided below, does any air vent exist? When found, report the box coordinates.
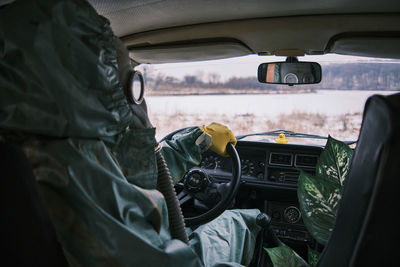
[295,154,318,168]
[269,152,293,166]
[284,170,300,184]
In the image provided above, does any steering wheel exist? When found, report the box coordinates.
[161,127,242,227]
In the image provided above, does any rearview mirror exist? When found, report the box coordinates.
[258,61,322,85]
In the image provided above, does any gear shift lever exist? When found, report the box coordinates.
[250,213,281,267]
[256,212,280,248]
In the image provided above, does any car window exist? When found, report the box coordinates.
[136,55,400,145]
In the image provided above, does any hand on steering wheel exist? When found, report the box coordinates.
[173,145,241,228]
[161,125,241,227]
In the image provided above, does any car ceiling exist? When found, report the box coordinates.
[89,0,400,63]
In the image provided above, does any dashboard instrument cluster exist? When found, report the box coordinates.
[199,141,322,189]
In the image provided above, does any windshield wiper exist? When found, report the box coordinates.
[236,130,357,145]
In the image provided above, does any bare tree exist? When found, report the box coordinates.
[153,73,165,90]
[207,72,221,84]
[184,75,197,84]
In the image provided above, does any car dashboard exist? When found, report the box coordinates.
[191,140,324,256]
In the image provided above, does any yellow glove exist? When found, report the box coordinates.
[201,122,237,157]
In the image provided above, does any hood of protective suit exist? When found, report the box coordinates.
[0,0,132,140]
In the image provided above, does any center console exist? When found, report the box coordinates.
[267,201,312,243]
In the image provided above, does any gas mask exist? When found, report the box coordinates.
[279,63,315,84]
[115,39,153,129]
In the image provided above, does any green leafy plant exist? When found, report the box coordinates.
[298,136,353,245]
[264,242,309,267]
[307,247,320,267]
[264,136,353,266]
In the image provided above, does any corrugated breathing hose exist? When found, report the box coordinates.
[155,148,189,244]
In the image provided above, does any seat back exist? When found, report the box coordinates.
[317,93,400,267]
[0,142,68,266]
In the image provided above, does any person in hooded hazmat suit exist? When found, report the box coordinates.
[0,0,261,266]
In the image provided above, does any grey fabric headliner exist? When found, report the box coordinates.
[122,14,400,62]
[88,0,400,37]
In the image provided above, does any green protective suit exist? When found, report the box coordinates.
[0,0,261,266]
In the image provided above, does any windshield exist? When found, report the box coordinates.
[136,55,400,145]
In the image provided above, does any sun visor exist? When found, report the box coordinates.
[128,41,253,63]
[329,36,400,59]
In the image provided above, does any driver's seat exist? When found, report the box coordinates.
[317,93,400,266]
[0,142,69,266]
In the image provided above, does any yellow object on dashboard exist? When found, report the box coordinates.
[275,133,288,143]
[201,122,237,157]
